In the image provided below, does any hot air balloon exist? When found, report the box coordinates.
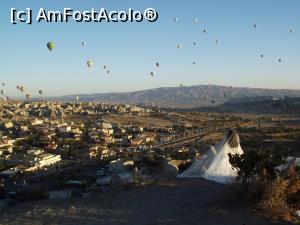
[20,87,25,92]
[278,59,282,63]
[82,41,86,47]
[253,24,257,28]
[193,42,196,46]
[16,86,20,90]
[216,40,219,44]
[173,17,178,22]
[150,72,154,77]
[87,60,93,68]
[1,83,5,87]
[177,44,182,49]
[193,19,198,24]
[260,54,264,58]
[107,70,110,75]
[25,94,31,99]
[39,90,43,95]
[156,62,160,68]
[103,65,107,69]
[47,42,55,52]
[193,62,196,65]
[203,29,207,33]
[0,90,4,96]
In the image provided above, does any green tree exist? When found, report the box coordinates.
[229,149,288,183]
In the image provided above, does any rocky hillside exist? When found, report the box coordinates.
[51,85,300,109]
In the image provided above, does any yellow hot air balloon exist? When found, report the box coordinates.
[47,42,55,52]
[87,60,93,68]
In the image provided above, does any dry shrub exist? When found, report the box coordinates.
[229,146,300,222]
[286,179,300,210]
[257,166,300,222]
[258,178,289,219]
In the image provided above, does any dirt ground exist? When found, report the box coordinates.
[0,178,289,225]
[103,114,174,127]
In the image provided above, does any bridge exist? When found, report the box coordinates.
[153,122,254,148]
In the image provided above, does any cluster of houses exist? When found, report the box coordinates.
[0,101,186,178]
[0,101,152,118]
[0,149,61,176]
[0,100,208,204]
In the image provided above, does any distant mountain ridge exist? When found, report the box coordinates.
[50,85,300,108]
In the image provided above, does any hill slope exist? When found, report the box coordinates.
[51,85,300,108]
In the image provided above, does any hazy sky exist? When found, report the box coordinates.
[0,0,299,97]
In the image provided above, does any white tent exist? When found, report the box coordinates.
[178,130,243,184]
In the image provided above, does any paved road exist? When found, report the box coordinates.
[155,122,254,148]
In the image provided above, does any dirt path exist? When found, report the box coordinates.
[0,179,288,225]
